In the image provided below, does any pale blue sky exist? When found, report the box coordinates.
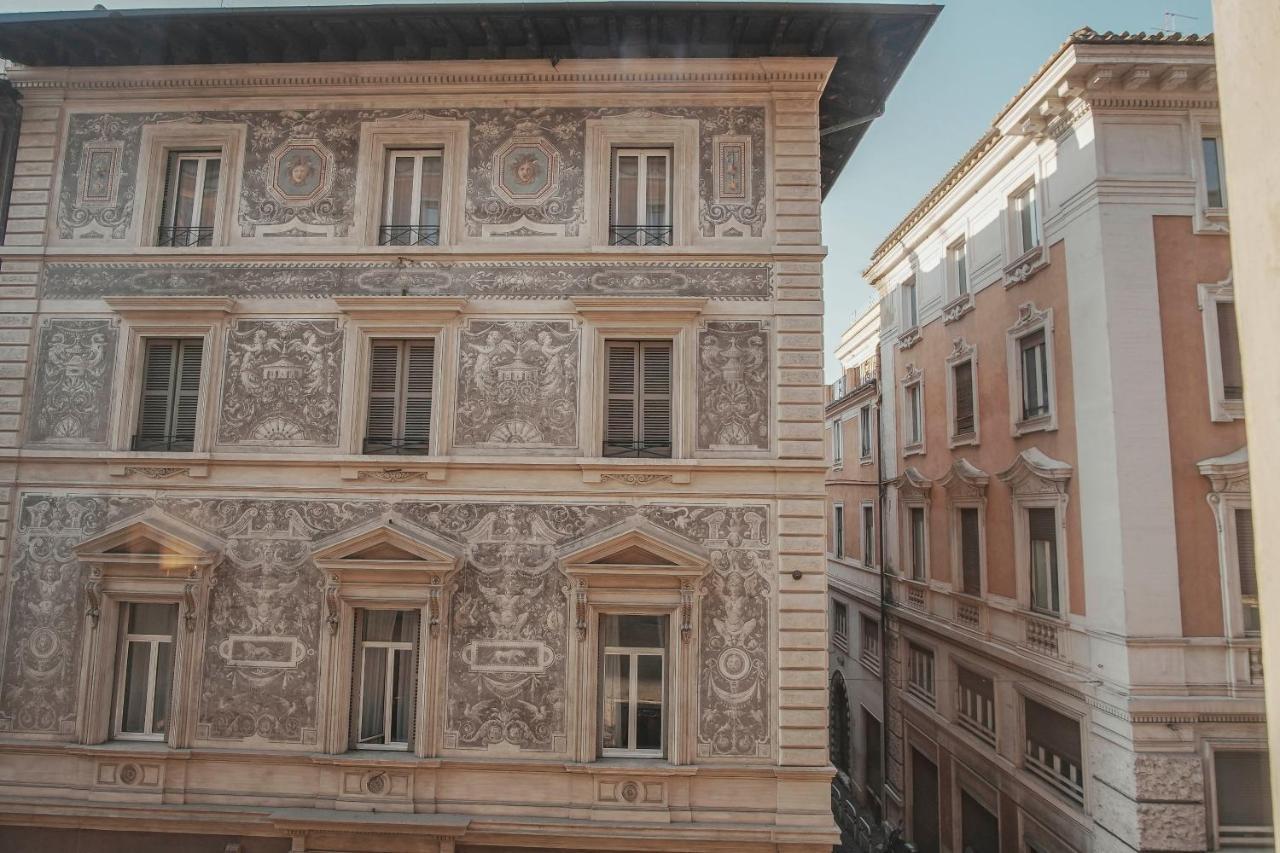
[0,0,1217,379]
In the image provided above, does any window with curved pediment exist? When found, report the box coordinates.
[73,512,224,748]
[998,449,1072,618]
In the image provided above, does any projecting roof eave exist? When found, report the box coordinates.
[0,2,939,197]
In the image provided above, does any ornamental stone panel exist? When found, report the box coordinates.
[696,320,770,451]
[28,318,118,446]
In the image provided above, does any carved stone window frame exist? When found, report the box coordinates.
[558,517,709,765]
[133,122,247,250]
[1006,303,1058,437]
[998,448,1072,620]
[585,116,699,250]
[335,296,466,458]
[894,467,932,584]
[104,296,235,456]
[1191,111,1229,235]
[1003,173,1049,286]
[940,459,989,599]
[1196,275,1244,422]
[352,118,470,250]
[948,754,1002,853]
[311,514,463,758]
[899,362,925,457]
[1198,446,1255,639]
[1203,739,1274,850]
[72,512,224,749]
[945,337,979,448]
[573,297,704,463]
[943,232,974,323]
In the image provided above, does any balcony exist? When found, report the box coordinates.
[1025,738,1084,805]
[157,226,212,247]
[362,439,430,456]
[609,225,672,247]
[131,434,194,452]
[379,224,440,246]
[602,439,672,459]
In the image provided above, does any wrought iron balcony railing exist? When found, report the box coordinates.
[131,435,195,452]
[609,225,673,247]
[602,439,673,459]
[363,439,431,456]
[379,224,440,246]
[157,226,213,247]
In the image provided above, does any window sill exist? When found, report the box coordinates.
[902,441,925,458]
[948,430,979,449]
[1012,413,1055,437]
[1003,246,1048,287]
[859,455,875,466]
[896,326,922,350]
[1210,397,1246,423]
[943,293,974,324]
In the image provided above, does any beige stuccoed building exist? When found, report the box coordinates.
[841,26,1270,853]
[0,4,937,852]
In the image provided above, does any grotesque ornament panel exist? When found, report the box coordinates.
[454,320,579,450]
[0,495,150,735]
[29,318,118,446]
[217,319,345,447]
[697,321,770,451]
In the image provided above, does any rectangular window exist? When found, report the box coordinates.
[860,616,880,671]
[950,239,968,296]
[1236,508,1260,634]
[1020,330,1050,421]
[353,609,418,750]
[114,602,178,740]
[953,359,975,437]
[159,150,220,247]
[600,614,667,756]
[604,340,672,458]
[1203,136,1227,209]
[864,710,883,822]
[903,279,919,328]
[956,666,995,745]
[1029,508,1060,615]
[909,507,927,581]
[364,340,435,455]
[833,504,845,558]
[961,791,1000,853]
[1024,697,1084,804]
[832,600,849,647]
[860,404,873,458]
[910,749,940,853]
[610,147,671,246]
[134,337,203,452]
[1214,750,1273,846]
[906,384,923,445]
[380,149,443,246]
[832,418,844,464]
[1014,183,1040,255]
[1218,301,1244,401]
[906,643,935,706]
[863,505,875,565]
[959,507,982,596]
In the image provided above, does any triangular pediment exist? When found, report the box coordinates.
[74,512,224,568]
[560,516,708,579]
[311,514,462,574]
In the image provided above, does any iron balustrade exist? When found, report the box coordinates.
[362,439,430,456]
[157,226,213,247]
[609,225,673,247]
[602,439,672,459]
[131,435,194,452]
[379,225,440,246]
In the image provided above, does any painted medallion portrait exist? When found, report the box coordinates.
[493,138,559,203]
[267,139,334,204]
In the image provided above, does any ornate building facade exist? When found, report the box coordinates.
[0,4,937,853]
[836,28,1269,853]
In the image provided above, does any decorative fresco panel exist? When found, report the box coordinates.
[0,497,771,758]
[42,260,771,301]
[55,105,766,242]
[697,320,770,451]
[453,319,579,450]
[217,319,345,447]
[0,494,151,734]
[28,318,117,446]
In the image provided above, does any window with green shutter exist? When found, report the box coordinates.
[134,337,203,451]
[363,339,435,455]
[603,340,672,458]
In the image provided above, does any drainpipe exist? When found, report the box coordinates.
[872,373,892,824]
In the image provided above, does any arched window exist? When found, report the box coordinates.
[829,672,852,778]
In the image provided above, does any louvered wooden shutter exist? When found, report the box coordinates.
[1028,507,1057,545]
[172,339,203,449]
[640,342,672,456]
[365,342,402,451]
[1236,508,1257,597]
[1218,304,1244,400]
[960,507,981,595]
[138,339,177,446]
[402,342,434,451]
[954,360,974,435]
[605,342,637,456]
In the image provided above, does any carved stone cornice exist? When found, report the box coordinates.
[892,466,933,502]
[942,294,974,325]
[998,447,1072,496]
[939,458,990,498]
[334,296,467,321]
[1197,445,1249,495]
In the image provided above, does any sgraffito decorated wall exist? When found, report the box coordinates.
[55,106,766,242]
[0,494,773,760]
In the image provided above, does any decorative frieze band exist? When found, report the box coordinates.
[43,260,773,301]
